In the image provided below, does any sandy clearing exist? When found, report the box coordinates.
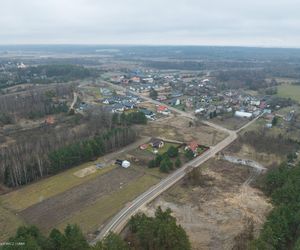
[73,166,97,178]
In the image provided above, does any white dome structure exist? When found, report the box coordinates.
[121,160,131,168]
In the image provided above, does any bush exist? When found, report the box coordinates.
[116,111,147,125]
[124,111,147,125]
[185,149,194,160]
[149,88,158,100]
[0,112,14,125]
[160,156,173,173]
[167,146,179,158]
[148,159,156,168]
[175,157,181,168]
[93,233,129,250]
[154,154,163,167]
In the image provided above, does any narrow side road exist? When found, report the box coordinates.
[69,92,78,111]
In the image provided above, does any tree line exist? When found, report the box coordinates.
[4,207,191,250]
[0,64,92,89]
[215,69,278,91]
[112,111,147,126]
[48,127,136,175]
[127,206,191,250]
[3,224,124,250]
[0,111,136,187]
[238,130,299,157]
[251,162,300,249]
[0,84,73,120]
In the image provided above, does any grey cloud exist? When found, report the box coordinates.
[0,0,300,47]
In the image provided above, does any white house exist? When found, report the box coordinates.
[235,111,253,118]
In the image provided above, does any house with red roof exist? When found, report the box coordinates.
[156,105,170,115]
[130,76,141,83]
[185,140,199,156]
[45,116,55,125]
[139,144,148,150]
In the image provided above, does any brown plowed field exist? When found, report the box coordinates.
[20,167,143,231]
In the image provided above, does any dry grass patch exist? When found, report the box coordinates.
[56,174,159,237]
[0,205,24,242]
[136,116,227,147]
[73,166,97,178]
[1,164,115,212]
[144,158,271,250]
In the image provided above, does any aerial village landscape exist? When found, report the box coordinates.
[0,45,300,249]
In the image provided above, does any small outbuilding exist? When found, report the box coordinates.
[139,144,148,150]
[121,160,131,168]
[115,159,131,168]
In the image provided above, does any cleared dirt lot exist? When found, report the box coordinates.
[225,142,283,167]
[144,158,271,250]
[136,115,227,146]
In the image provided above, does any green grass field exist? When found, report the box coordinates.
[1,163,116,212]
[277,84,300,103]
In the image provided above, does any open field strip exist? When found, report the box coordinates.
[0,205,25,242]
[55,174,159,235]
[277,84,300,102]
[1,164,116,212]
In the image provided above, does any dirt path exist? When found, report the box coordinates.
[221,155,267,186]
[70,92,78,110]
[221,155,269,216]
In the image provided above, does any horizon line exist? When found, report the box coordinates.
[0,43,300,50]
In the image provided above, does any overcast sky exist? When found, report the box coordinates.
[1,0,300,47]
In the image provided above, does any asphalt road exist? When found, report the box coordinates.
[90,81,263,244]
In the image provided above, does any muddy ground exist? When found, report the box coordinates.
[144,159,272,250]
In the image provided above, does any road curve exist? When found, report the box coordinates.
[91,132,237,244]
[90,81,261,244]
